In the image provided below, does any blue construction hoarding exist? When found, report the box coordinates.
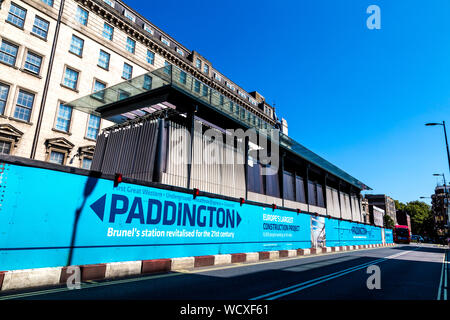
[0,161,391,271]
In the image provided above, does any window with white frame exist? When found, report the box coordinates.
[102,0,114,7]
[32,16,49,39]
[86,114,100,140]
[146,50,155,64]
[7,3,26,28]
[23,51,43,75]
[55,103,72,132]
[0,83,10,115]
[41,0,54,7]
[124,9,135,22]
[126,37,136,54]
[0,40,19,66]
[98,50,110,69]
[122,63,133,80]
[92,80,106,100]
[13,90,34,122]
[69,35,84,56]
[0,140,11,155]
[144,24,153,35]
[102,22,114,40]
[161,37,170,46]
[49,150,65,165]
[62,67,79,90]
[75,6,88,26]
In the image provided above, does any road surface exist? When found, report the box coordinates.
[0,243,448,301]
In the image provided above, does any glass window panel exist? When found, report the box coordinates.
[7,3,26,28]
[55,103,72,132]
[98,50,110,69]
[24,52,43,74]
[41,0,54,6]
[86,114,100,140]
[0,83,10,115]
[122,63,133,80]
[32,16,49,39]
[82,157,92,169]
[69,35,84,56]
[126,37,135,54]
[63,67,79,89]
[146,50,154,64]
[0,40,18,66]
[14,90,34,122]
[102,23,114,40]
[0,141,11,155]
[49,151,64,165]
[76,6,88,25]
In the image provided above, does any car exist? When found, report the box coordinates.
[411,235,424,243]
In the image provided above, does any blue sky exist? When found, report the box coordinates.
[125,0,450,204]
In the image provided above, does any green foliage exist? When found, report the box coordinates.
[383,214,395,229]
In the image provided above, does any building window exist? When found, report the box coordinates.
[41,0,54,6]
[202,84,208,97]
[122,63,133,80]
[7,3,26,28]
[23,52,43,75]
[126,37,136,54]
[69,35,84,56]
[146,50,154,64]
[63,67,79,90]
[102,23,114,40]
[55,103,72,132]
[176,48,184,56]
[32,16,49,39]
[124,9,135,22]
[161,37,170,46]
[179,71,187,85]
[163,61,171,75]
[214,73,222,82]
[203,64,209,74]
[143,24,153,35]
[0,83,10,115]
[86,114,100,140]
[49,150,65,165]
[118,89,130,100]
[75,6,88,26]
[13,90,34,122]
[92,80,106,100]
[98,50,110,70]
[102,0,114,7]
[82,157,92,169]
[0,140,11,155]
[143,75,152,90]
[0,40,19,66]
[194,80,200,93]
[195,58,201,69]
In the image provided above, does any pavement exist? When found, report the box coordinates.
[0,243,447,301]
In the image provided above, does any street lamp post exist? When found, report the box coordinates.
[425,121,450,175]
[426,121,450,239]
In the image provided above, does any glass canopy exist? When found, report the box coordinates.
[65,65,370,190]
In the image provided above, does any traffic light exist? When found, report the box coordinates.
[193,188,200,199]
[114,173,123,187]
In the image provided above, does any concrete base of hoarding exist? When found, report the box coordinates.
[0,243,395,292]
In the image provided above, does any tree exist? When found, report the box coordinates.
[384,214,395,229]
[393,200,434,236]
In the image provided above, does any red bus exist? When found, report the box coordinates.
[393,225,411,244]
